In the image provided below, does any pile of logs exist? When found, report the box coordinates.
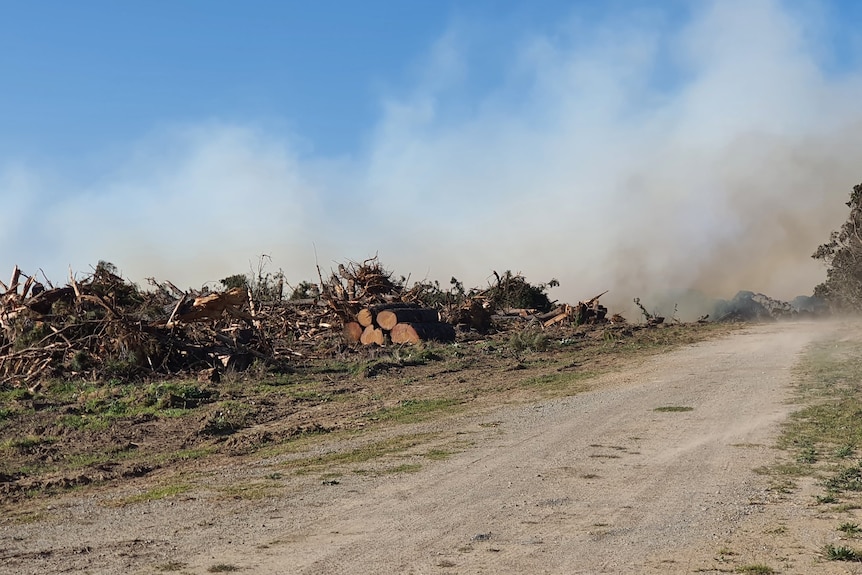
[343,303,456,346]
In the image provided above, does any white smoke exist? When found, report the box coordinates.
[2,0,861,312]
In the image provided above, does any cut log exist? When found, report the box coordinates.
[376,308,439,331]
[356,308,374,327]
[499,308,538,317]
[359,325,385,346]
[390,322,456,344]
[176,288,250,323]
[536,306,565,321]
[343,321,363,343]
[542,312,569,328]
[356,302,419,327]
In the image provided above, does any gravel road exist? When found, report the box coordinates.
[1,321,847,574]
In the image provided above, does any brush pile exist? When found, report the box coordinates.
[444,272,615,333]
[0,257,632,386]
[0,263,291,387]
[317,257,456,346]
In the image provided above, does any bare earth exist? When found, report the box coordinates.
[3,321,860,574]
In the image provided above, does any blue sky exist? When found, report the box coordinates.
[2,1,599,162]
[3,0,862,310]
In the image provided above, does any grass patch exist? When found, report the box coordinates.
[0,435,56,452]
[288,433,438,473]
[146,381,215,409]
[200,400,255,435]
[5,508,49,524]
[521,371,593,394]
[114,483,191,506]
[824,543,862,561]
[824,464,862,493]
[836,445,855,458]
[797,445,818,464]
[207,564,240,573]
[217,481,279,500]
[0,406,15,423]
[762,336,862,510]
[384,463,422,474]
[839,522,862,536]
[735,565,775,574]
[817,493,839,504]
[155,562,187,572]
[423,448,454,461]
[509,330,552,353]
[370,398,461,424]
[653,406,693,412]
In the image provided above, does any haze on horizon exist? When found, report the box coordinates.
[3,0,862,316]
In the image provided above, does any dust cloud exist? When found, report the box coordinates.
[2,1,861,317]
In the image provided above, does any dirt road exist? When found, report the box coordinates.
[1,321,851,574]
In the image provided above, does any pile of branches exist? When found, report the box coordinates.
[0,256,447,387]
[443,271,592,333]
[317,256,403,322]
[0,262,289,387]
[0,256,635,387]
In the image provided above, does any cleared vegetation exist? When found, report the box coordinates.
[0,322,735,504]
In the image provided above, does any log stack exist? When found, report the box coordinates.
[344,303,455,346]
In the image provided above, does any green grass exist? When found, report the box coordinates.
[824,543,862,561]
[384,463,422,474]
[653,406,694,412]
[508,330,551,353]
[370,398,462,424]
[145,381,215,409]
[817,493,839,504]
[199,400,255,435]
[217,481,279,500]
[0,387,33,402]
[0,435,56,452]
[797,445,818,464]
[115,483,191,506]
[836,445,855,458]
[0,406,15,424]
[423,448,454,461]
[155,561,187,572]
[43,379,213,431]
[288,433,438,473]
[735,565,775,574]
[520,372,594,395]
[207,564,240,573]
[343,346,447,378]
[763,338,862,507]
[838,522,861,536]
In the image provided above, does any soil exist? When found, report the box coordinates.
[1,320,858,574]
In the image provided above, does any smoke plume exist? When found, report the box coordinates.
[2,0,861,317]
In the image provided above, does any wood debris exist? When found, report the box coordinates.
[0,256,637,385]
[348,302,455,346]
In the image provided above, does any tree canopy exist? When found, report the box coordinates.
[813,182,862,309]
